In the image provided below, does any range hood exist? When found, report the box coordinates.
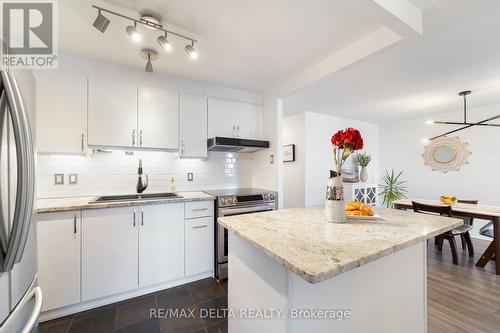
[207,137,270,153]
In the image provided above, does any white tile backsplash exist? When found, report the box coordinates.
[37,150,253,198]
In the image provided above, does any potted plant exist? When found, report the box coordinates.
[356,152,371,182]
[326,128,364,222]
[379,169,408,208]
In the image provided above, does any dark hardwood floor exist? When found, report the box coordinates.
[39,238,499,333]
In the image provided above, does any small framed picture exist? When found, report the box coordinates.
[283,144,295,162]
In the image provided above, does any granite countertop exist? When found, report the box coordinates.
[37,191,215,213]
[218,207,462,284]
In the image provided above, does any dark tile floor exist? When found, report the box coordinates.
[39,278,228,333]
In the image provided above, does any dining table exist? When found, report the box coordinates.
[393,199,500,275]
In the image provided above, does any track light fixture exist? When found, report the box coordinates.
[91,5,199,68]
[126,22,141,42]
[92,9,110,33]
[185,41,198,60]
[157,32,172,52]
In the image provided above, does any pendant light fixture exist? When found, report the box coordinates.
[141,49,157,73]
[424,90,500,141]
[91,5,199,65]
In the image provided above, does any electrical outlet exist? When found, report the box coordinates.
[69,174,78,185]
[270,154,275,164]
[187,173,194,181]
[54,174,64,185]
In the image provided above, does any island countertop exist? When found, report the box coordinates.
[218,207,462,284]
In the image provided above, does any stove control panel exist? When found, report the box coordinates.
[218,191,277,207]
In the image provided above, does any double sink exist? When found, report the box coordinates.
[89,192,182,203]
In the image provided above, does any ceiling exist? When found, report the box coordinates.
[58,0,381,93]
[283,0,500,122]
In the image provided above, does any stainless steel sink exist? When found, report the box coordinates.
[89,192,182,203]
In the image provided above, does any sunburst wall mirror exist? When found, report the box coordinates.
[422,136,471,173]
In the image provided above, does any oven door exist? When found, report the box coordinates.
[217,203,275,264]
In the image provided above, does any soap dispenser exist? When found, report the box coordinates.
[170,177,176,193]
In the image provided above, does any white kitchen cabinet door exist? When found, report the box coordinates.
[139,203,184,287]
[88,77,138,148]
[207,98,263,139]
[35,70,87,154]
[179,93,207,158]
[37,211,81,311]
[82,207,138,301]
[185,216,214,276]
[207,98,238,138]
[138,86,179,149]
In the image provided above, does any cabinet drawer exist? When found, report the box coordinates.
[185,217,214,276]
[185,201,214,219]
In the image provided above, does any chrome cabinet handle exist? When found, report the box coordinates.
[141,209,144,226]
[192,224,208,229]
[140,130,143,147]
[133,209,136,227]
[181,139,184,155]
[192,208,208,212]
[132,129,136,146]
[73,215,77,238]
[81,133,84,152]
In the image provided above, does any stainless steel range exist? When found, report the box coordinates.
[205,188,277,280]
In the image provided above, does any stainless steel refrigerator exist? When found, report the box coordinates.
[0,65,40,332]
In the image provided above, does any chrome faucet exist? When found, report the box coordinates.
[136,159,149,194]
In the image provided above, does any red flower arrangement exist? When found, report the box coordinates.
[331,128,364,176]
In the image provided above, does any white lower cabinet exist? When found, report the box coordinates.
[185,216,214,276]
[37,211,81,311]
[82,207,139,301]
[139,203,185,287]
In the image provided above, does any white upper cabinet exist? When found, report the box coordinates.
[179,93,207,158]
[36,70,87,154]
[138,86,179,150]
[88,77,138,148]
[207,98,263,139]
[139,203,185,287]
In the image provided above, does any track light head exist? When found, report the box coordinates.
[145,56,153,73]
[93,10,110,33]
[185,42,198,60]
[157,33,172,52]
[126,22,141,42]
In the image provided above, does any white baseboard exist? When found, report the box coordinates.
[39,271,213,322]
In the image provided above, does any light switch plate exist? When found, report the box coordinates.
[69,174,78,185]
[54,174,64,185]
[187,173,194,181]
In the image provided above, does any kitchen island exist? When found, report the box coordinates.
[218,207,462,333]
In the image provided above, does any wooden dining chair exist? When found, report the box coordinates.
[457,199,478,250]
[412,201,474,265]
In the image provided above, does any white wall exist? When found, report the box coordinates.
[379,103,500,204]
[379,103,500,239]
[283,113,305,208]
[304,112,379,206]
[282,111,379,208]
[35,54,267,198]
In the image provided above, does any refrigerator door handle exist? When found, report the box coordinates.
[0,286,43,333]
[0,70,34,272]
[0,93,8,256]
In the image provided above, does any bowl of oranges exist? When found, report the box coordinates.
[440,195,457,205]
